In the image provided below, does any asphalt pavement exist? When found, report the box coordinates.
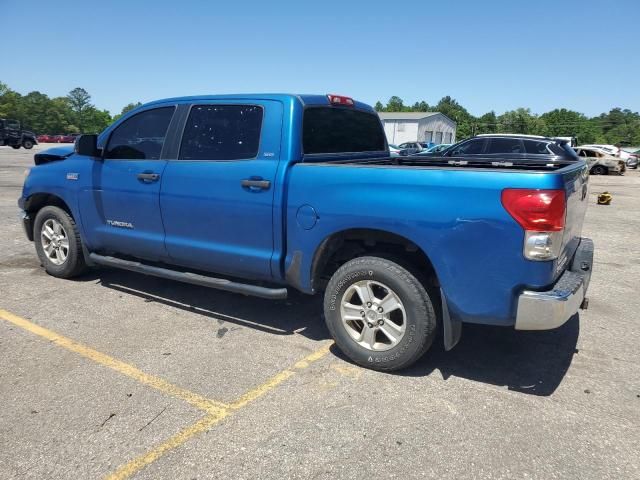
[0,144,638,479]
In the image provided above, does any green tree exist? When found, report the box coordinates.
[435,96,475,138]
[19,91,52,133]
[0,83,22,119]
[496,108,541,134]
[374,101,385,112]
[67,87,92,132]
[48,97,75,134]
[112,102,142,122]
[415,101,430,112]
[476,111,497,134]
[385,96,406,112]
[82,107,112,134]
[596,108,640,145]
[539,109,603,144]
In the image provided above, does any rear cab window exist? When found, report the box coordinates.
[303,107,386,155]
[179,105,263,160]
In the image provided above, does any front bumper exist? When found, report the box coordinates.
[515,238,593,330]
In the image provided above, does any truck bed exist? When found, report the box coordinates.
[285,158,588,327]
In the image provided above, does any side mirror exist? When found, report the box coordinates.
[75,134,101,157]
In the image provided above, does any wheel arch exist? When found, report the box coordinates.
[309,228,440,293]
[23,193,74,240]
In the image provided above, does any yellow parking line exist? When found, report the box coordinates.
[0,308,228,414]
[230,343,332,410]
[0,307,333,479]
[104,413,228,480]
[105,343,333,479]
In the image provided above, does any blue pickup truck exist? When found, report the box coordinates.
[18,94,594,371]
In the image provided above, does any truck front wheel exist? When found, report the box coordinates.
[34,206,87,278]
[324,256,437,371]
[22,139,34,149]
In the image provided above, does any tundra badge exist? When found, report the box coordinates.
[107,220,134,229]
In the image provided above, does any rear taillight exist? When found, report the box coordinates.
[501,189,566,261]
[501,189,565,231]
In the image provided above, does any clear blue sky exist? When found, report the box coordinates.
[3,0,639,117]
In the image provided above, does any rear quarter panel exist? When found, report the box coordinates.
[286,163,583,327]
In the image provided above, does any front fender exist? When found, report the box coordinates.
[21,158,88,243]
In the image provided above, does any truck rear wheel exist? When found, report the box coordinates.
[34,206,87,278]
[324,256,436,371]
[22,139,34,149]
[11,145,20,149]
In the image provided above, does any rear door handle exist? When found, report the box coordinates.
[241,178,271,190]
[137,172,160,183]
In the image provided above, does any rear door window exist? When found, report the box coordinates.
[179,105,263,160]
[105,107,175,160]
[303,107,386,154]
[487,138,523,154]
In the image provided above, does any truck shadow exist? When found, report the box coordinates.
[397,315,580,396]
[95,269,331,341]
[93,269,578,397]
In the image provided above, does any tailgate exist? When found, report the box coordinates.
[556,163,589,277]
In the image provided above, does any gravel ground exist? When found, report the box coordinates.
[0,144,638,479]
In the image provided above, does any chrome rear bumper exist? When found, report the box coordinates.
[515,238,593,330]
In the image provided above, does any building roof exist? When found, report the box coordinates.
[377,112,440,120]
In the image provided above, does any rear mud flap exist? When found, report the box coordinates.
[441,288,462,351]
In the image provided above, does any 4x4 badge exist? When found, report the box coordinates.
[66,173,79,181]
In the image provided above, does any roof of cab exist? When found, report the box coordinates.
[140,94,375,112]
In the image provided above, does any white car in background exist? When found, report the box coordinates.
[574,146,625,175]
[581,144,630,160]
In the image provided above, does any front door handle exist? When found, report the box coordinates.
[241,178,271,190]
[137,172,160,183]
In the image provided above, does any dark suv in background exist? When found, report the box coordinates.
[0,119,37,149]
[418,134,579,162]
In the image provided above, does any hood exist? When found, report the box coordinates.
[34,145,75,166]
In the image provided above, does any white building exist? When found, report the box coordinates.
[378,112,457,145]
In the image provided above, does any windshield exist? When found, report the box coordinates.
[303,107,386,155]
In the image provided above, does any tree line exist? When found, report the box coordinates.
[0,81,140,135]
[2,80,638,146]
[375,96,640,146]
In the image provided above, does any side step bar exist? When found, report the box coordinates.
[89,253,288,300]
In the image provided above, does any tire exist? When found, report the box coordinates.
[11,145,20,149]
[22,139,34,149]
[34,206,87,278]
[324,256,437,371]
[591,165,606,175]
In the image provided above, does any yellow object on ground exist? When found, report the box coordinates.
[597,192,612,205]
